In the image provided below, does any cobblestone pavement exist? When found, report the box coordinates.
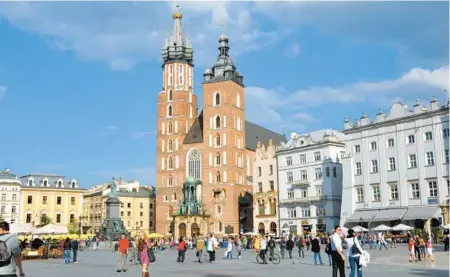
[21,244,449,277]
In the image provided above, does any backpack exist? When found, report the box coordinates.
[350,237,361,255]
[0,236,12,267]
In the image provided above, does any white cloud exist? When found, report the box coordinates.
[0,86,6,100]
[99,125,120,136]
[0,2,280,70]
[245,65,448,132]
[131,130,156,139]
[285,42,300,58]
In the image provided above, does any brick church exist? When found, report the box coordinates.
[155,7,286,237]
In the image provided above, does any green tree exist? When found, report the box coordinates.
[67,220,79,234]
[37,216,52,227]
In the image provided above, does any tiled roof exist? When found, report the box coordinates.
[183,111,204,144]
[0,170,18,180]
[245,121,287,151]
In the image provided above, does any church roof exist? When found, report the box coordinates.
[183,111,204,144]
[182,110,286,150]
[245,121,287,151]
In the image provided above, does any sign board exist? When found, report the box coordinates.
[225,225,234,234]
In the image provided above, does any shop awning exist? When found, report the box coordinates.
[346,210,378,223]
[346,208,407,223]
[402,206,440,221]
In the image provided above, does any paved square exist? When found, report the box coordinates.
[22,244,449,277]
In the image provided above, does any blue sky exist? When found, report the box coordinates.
[0,1,448,187]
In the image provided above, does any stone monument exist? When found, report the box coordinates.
[100,177,129,240]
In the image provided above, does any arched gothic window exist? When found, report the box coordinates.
[236,93,241,107]
[167,105,173,117]
[214,92,221,106]
[173,192,177,201]
[168,139,173,151]
[216,133,221,146]
[168,90,173,101]
[168,121,173,134]
[187,149,201,180]
[216,152,221,165]
[168,156,173,169]
[218,221,223,232]
[168,175,173,187]
[215,116,221,129]
[168,206,173,216]
[216,171,221,183]
[217,206,222,214]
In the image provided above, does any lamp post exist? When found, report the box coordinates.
[78,216,82,237]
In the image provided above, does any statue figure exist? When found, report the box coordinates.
[109,177,118,198]
[113,218,123,233]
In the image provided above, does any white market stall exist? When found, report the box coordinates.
[392,224,413,232]
[34,224,68,235]
[372,224,392,232]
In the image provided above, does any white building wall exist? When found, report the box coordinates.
[340,100,449,226]
[277,130,345,235]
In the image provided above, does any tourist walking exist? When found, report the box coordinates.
[444,234,449,252]
[177,237,187,263]
[345,229,364,277]
[331,226,346,277]
[414,236,421,262]
[408,237,415,262]
[117,234,128,273]
[425,238,434,262]
[286,236,294,259]
[137,231,151,277]
[63,237,72,264]
[297,237,305,258]
[196,236,205,263]
[0,221,25,277]
[311,236,323,265]
[268,236,276,260]
[259,235,268,264]
[378,235,388,251]
[71,238,79,263]
[325,237,333,266]
[236,236,243,259]
[279,236,287,259]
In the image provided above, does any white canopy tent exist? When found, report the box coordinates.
[351,226,368,232]
[392,224,413,231]
[34,224,68,235]
[372,225,392,232]
[10,223,36,234]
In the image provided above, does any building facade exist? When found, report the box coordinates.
[19,173,85,226]
[278,130,345,236]
[155,7,286,236]
[340,98,449,232]
[252,140,279,235]
[83,179,156,235]
[0,169,21,224]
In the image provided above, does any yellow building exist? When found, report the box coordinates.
[19,173,85,226]
[83,179,156,235]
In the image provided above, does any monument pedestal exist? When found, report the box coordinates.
[100,196,128,240]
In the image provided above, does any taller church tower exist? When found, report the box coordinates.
[155,6,199,234]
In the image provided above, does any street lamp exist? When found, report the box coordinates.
[78,216,82,237]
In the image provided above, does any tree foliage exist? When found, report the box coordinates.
[68,219,79,234]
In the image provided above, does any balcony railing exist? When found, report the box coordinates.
[280,196,324,204]
[291,180,309,187]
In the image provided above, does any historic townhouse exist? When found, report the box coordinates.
[0,169,21,224]
[155,7,285,236]
[252,140,279,235]
[340,98,449,232]
[278,130,345,235]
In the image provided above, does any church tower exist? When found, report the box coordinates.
[155,6,199,234]
[201,34,247,234]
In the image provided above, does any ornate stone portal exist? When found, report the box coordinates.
[172,176,210,239]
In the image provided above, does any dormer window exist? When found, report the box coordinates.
[43,180,48,187]
[58,180,63,188]
[71,181,76,188]
[28,179,33,186]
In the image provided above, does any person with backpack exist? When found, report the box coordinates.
[345,229,364,277]
[177,236,187,263]
[297,237,305,258]
[0,222,24,277]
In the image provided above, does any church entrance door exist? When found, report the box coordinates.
[191,223,200,238]
[179,223,187,238]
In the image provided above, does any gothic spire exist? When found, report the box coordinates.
[161,4,193,65]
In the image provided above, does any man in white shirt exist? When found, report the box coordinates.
[259,236,268,264]
[330,226,345,277]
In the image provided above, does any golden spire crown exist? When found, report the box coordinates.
[173,4,182,19]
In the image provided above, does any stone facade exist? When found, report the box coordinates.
[252,140,279,235]
[0,169,21,224]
